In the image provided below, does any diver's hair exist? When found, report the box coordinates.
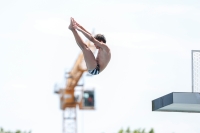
[94,34,106,43]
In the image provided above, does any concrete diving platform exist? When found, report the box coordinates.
[152,92,200,113]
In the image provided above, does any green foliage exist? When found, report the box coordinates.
[118,128,124,133]
[0,128,31,133]
[118,127,155,133]
[126,127,131,133]
[149,128,154,133]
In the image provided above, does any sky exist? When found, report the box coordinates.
[1,0,200,133]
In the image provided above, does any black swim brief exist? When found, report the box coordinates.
[88,64,100,75]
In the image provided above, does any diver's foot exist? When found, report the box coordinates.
[68,17,73,30]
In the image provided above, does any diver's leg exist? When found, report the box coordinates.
[69,19,97,70]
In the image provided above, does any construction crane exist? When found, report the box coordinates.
[54,40,96,133]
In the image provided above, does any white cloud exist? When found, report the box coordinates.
[99,3,196,15]
[34,18,68,37]
[150,5,194,15]
[2,79,28,91]
[105,30,186,51]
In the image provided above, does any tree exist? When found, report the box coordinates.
[126,127,131,133]
[0,127,31,133]
[149,128,154,133]
[118,128,124,133]
[118,127,155,133]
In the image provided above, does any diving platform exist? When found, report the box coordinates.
[152,92,200,113]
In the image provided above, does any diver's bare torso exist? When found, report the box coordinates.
[96,46,111,73]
